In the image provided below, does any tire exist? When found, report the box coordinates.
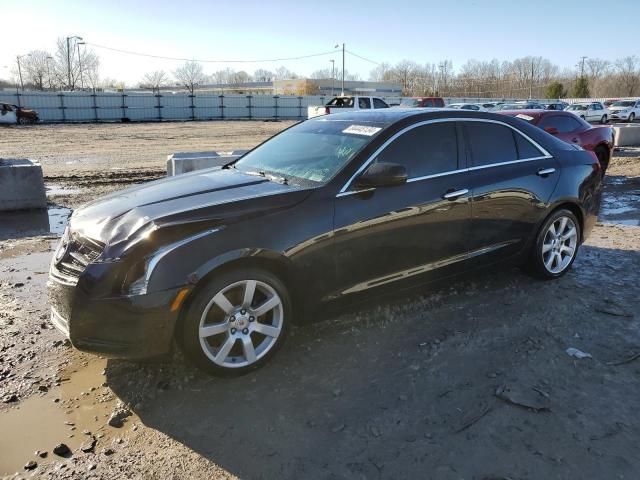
[17,116,28,125]
[629,113,635,123]
[600,114,608,124]
[580,115,586,120]
[594,145,610,174]
[178,267,291,376]
[525,209,581,280]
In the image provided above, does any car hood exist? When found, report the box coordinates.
[69,167,312,247]
[609,106,630,112]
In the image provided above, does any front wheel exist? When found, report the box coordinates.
[600,114,608,124]
[629,113,635,123]
[525,209,581,280]
[178,268,291,376]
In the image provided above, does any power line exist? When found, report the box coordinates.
[85,42,339,63]
[345,49,381,65]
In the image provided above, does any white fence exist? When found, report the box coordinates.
[0,91,406,123]
[2,90,627,123]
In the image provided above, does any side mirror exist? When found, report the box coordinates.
[355,162,407,188]
[544,127,559,135]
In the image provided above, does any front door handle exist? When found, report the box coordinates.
[442,188,469,200]
[537,168,556,177]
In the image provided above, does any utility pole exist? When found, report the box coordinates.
[341,43,345,96]
[66,35,82,90]
[330,59,335,96]
[16,54,31,91]
[579,56,587,77]
[529,58,534,99]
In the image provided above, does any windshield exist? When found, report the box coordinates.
[447,104,463,109]
[499,104,528,110]
[567,104,587,111]
[400,99,420,107]
[326,97,354,107]
[233,119,385,185]
[611,101,634,107]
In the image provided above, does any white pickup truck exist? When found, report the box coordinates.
[307,96,390,119]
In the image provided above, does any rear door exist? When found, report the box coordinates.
[464,120,560,265]
[332,120,471,298]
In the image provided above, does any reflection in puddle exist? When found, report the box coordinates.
[599,176,640,227]
[0,206,71,240]
[0,359,135,474]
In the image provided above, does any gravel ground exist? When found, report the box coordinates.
[0,123,639,479]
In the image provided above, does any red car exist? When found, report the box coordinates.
[399,97,445,108]
[498,110,614,172]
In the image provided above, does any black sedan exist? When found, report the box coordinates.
[48,109,602,375]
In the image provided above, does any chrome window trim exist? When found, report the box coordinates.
[336,117,551,196]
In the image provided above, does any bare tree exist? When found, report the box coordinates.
[173,60,206,94]
[140,70,168,93]
[21,50,54,90]
[368,62,391,82]
[273,66,298,80]
[615,56,640,96]
[50,37,100,90]
[229,70,251,85]
[253,69,273,82]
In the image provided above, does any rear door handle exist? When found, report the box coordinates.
[537,168,556,177]
[442,188,469,200]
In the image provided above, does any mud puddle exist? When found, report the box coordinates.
[46,184,82,196]
[599,175,640,226]
[0,358,137,475]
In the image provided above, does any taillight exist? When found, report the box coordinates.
[325,106,330,115]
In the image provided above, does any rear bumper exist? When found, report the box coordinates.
[48,277,184,359]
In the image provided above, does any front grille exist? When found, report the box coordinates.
[55,235,103,280]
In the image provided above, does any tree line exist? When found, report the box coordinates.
[3,40,639,99]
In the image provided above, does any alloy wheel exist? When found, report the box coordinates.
[541,216,578,274]
[198,279,283,368]
[630,113,635,123]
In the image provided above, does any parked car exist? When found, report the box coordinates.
[446,103,484,111]
[607,99,640,123]
[544,102,569,111]
[565,102,609,124]
[480,102,503,110]
[0,103,39,125]
[498,109,614,172]
[399,97,445,108]
[497,101,545,110]
[48,109,602,375]
[603,99,620,108]
[308,96,389,118]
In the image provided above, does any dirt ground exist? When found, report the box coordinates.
[1,122,639,479]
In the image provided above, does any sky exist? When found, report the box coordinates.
[2,0,639,86]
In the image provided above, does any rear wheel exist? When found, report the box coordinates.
[17,116,28,125]
[595,145,610,173]
[178,268,291,376]
[525,209,581,280]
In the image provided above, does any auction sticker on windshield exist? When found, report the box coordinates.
[342,125,382,136]
[516,114,535,121]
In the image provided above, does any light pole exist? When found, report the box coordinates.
[77,41,86,90]
[330,59,335,96]
[16,53,32,91]
[334,43,345,95]
[66,35,82,90]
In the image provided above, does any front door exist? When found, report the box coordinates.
[331,120,472,299]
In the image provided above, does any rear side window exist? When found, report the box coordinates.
[514,132,542,159]
[374,122,458,178]
[358,98,371,109]
[538,115,582,133]
[465,122,517,166]
[373,98,388,109]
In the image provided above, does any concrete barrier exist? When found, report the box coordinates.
[612,125,640,147]
[0,159,46,211]
[166,150,249,176]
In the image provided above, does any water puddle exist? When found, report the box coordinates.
[599,176,640,227]
[0,206,71,241]
[0,358,136,475]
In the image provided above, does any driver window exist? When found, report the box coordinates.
[358,98,371,109]
[372,122,458,178]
